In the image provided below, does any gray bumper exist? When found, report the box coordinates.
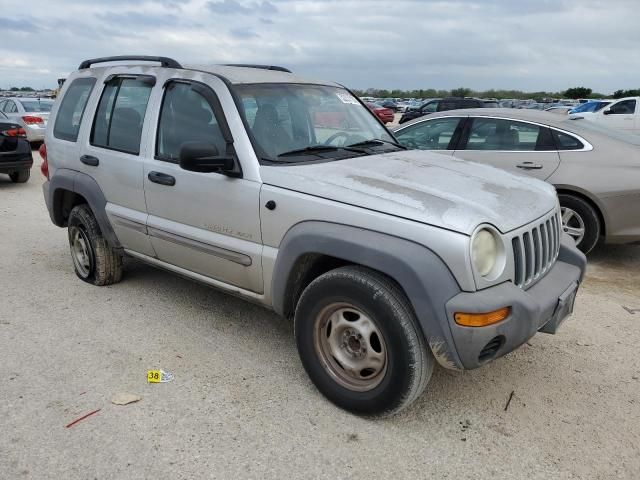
[442,235,586,370]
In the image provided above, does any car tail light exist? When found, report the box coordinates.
[39,143,49,179]
[22,115,44,125]
[0,127,26,137]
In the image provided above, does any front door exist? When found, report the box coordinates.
[142,78,263,293]
[598,98,638,133]
[454,117,560,181]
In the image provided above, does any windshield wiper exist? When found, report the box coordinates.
[277,145,367,157]
[347,138,407,149]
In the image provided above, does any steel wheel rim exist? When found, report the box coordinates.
[561,207,586,246]
[69,226,93,278]
[314,302,388,392]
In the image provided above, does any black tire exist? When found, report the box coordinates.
[558,194,600,254]
[9,169,30,183]
[294,266,433,417]
[67,204,123,286]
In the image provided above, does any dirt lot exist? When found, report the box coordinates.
[1,152,639,479]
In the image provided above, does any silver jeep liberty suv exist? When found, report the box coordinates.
[42,56,586,416]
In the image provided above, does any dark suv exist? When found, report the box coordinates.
[399,97,485,124]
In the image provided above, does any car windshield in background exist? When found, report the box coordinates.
[571,101,607,114]
[18,100,53,112]
[235,84,395,162]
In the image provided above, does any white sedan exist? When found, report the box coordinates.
[0,97,54,143]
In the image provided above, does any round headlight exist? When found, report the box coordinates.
[471,229,498,276]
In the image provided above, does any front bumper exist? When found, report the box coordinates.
[443,234,586,369]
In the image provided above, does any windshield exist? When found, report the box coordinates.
[18,100,53,113]
[234,84,395,162]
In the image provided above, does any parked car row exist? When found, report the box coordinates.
[399,97,490,124]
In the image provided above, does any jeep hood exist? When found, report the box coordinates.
[260,150,557,235]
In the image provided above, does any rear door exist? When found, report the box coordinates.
[79,73,156,256]
[453,116,560,180]
[142,76,263,293]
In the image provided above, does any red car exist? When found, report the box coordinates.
[366,102,395,124]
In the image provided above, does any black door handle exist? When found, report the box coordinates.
[80,155,99,166]
[516,162,543,170]
[148,171,175,186]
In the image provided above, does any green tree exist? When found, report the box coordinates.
[450,87,472,98]
[612,88,640,98]
[564,87,592,99]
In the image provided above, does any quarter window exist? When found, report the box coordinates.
[4,101,17,113]
[465,118,546,151]
[552,130,584,150]
[91,77,153,154]
[395,117,462,150]
[156,82,226,162]
[53,77,96,142]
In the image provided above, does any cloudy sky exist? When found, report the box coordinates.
[1,0,638,93]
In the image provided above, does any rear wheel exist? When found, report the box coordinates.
[67,204,123,285]
[294,266,433,416]
[9,170,30,183]
[558,194,600,254]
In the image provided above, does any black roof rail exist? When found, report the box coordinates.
[78,56,182,70]
[223,64,292,73]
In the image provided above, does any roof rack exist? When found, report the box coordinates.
[223,64,292,73]
[78,56,182,70]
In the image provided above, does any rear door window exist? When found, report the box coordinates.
[53,77,96,142]
[464,118,549,151]
[91,77,153,154]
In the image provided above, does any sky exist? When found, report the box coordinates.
[1,0,638,93]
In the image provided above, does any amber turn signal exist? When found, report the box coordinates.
[454,307,511,327]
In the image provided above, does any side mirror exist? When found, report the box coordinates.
[602,108,612,115]
[179,142,235,174]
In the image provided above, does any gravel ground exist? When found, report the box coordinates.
[1,152,639,480]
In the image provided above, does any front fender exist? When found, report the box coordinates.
[271,221,465,370]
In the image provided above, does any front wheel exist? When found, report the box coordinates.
[294,266,433,416]
[558,194,600,254]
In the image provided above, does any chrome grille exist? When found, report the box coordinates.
[512,209,562,289]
